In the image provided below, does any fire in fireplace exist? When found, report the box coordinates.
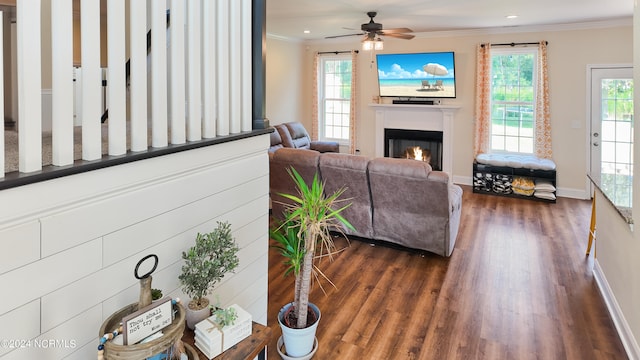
[384,128,443,170]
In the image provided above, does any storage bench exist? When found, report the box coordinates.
[472,154,557,202]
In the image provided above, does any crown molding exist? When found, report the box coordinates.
[299,17,633,45]
[411,17,633,39]
[266,33,304,43]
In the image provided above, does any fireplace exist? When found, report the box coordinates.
[371,103,459,175]
[385,129,443,170]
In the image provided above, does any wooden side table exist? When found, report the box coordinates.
[182,322,272,360]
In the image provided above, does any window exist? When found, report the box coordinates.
[490,48,537,154]
[318,56,352,143]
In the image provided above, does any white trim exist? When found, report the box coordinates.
[410,18,632,40]
[370,104,459,175]
[594,260,640,360]
[302,18,633,44]
[453,175,472,186]
[555,187,589,200]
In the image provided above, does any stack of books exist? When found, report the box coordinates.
[194,304,252,359]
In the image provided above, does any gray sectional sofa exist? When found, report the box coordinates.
[269,148,463,257]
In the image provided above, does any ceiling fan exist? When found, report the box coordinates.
[326,11,415,41]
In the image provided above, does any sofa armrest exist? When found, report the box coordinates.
[310,141,339,153]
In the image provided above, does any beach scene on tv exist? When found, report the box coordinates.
[376,52,456,98]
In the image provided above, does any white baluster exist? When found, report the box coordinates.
[216,0,230,136]
[107,0,127,156]
[187,0,201,141]
[151,1,168,148]
[130,0,148,152]
[80,0,102,160]
[229,0,241,134]
[202,0,217,139]
[17,0,42,173]
[169,0,186,145]
[51,0,73,166]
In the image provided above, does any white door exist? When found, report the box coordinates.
[589,66,633,208]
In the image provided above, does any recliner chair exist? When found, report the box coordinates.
[269,122,339,153]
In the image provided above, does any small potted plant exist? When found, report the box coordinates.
[151,288,163,301]
[179,221,240,329]
[271,167,353,358]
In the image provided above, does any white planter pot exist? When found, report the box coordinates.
[185,299,211,330]
[277,302,321,358]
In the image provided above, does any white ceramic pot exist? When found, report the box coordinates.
[185,299,211,330]
[277,302,321,358]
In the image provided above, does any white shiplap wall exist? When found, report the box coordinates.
[0,134,270,359]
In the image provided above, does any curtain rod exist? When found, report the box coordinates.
[481,41,548,48]
[317,50,359,54]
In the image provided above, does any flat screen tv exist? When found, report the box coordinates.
[376,51,456,99]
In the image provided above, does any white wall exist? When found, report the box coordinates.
[266,35,306,125]
[267,21,633,198]
[0,134,270,359]
[590,5,640,360]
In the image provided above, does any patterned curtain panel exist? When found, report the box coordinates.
[311,52,319,141]
[349,50,358,154]
[473,43,491,157]
[535,41,552,158]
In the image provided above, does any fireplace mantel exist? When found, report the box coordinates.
[370,103,460,175]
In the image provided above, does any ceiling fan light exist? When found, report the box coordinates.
[362,40,373,51]
[374,38,384,50]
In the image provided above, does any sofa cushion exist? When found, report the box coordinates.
[285,122,312,149]
[269,128,284,153]
[367,157,433,180]
[275,124,295,148]
[368,157,451,256]
[269,148,321,220]
[319,153,373,238]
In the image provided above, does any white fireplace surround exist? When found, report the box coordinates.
[370,104,460,175]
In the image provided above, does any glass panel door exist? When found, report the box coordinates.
[590,66,633,208]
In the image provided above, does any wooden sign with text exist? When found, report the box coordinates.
[122,297,173,345]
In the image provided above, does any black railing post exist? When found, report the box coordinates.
[252,0,268,130]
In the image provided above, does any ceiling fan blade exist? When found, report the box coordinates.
[383,33,415,40]
[325,33,366,39]
[379,27,413,34]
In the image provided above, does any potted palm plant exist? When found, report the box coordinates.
[271,167,354,358]
[179,221,240,329]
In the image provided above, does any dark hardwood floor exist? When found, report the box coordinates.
[267,185,627,359]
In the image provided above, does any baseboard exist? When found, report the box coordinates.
[556,186,589,200]
[453,175,472,186]
[594,260,640,360]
